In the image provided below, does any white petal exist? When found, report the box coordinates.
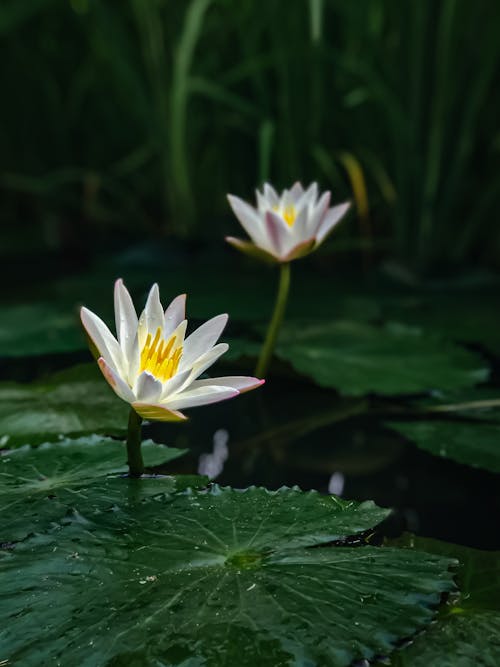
[181,343,229,384]
[307,190,330,235]
[297,182,319,210]
[263,183,279,207]
[114,279,138,359]
[180,315,228,370]
[160,368,193,399]
[164,385,239,411]
[290,206,309,242]
[289,181,304,202]
[81,307,124,375]
[315,202,350,244]
[256,189,267,213]
[97,357,135,403]
[164,294,186,338]
[138,284,164,345]
[227,194,271,250]
[190,376,264,393]
[134,371,163,403]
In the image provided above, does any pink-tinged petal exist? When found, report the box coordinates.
[97,357,135,403]
[80,307,124,374]
[226,194,269,249]
[315,201,351,245]
[165,386,240,411]
[225,237,279,264]
[265,211,290,257]
[134,371,163,403]
[289,181,305,202]
[132,402,188,423]
[114,279,138,359]
[180,314,228,370]
[281,237,317,262]
[307,190,331,235]
[263,183,279,207]
[190,376,265,394]
[164,294,186,337]
[182,343,229,384]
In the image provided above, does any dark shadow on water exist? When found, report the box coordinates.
[148,379,500,551]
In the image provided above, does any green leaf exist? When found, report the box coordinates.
[384,535,500,666]
[0,301,85,357]
[0,436,190,541]
[0,363,129,446]
[276,321,488,395]
[0,487,455,666]
[387,419,500,473]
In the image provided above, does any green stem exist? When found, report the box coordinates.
[255,262,291,377]
[126,407,144,477]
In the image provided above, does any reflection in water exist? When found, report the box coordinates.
[198,429,229,479]
[328,472,345,496]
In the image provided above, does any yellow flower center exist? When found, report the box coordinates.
[140,327,183,382]
[273,204,297,227]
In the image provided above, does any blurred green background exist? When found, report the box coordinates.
[0,0,499,274]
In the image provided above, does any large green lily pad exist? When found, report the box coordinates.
[385,535,500,666]
[276,321,488,395]
[0,487,455,666]
[0,436,192,541]
[0,363,129,446]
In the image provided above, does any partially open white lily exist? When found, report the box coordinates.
[81,280,264,422]
[226,182,350,263]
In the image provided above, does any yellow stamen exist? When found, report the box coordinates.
[273,204,297,227]
[139,327,183,382]
[283,204,296,226]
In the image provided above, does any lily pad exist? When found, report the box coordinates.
[276,321,488,396]
[387,420,500,473]
[0,487,455,666]
[0,363,129,446]
[0,436,191,541]
[384,535,500,666]
[0,301,85,357]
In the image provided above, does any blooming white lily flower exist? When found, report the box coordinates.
[80,280,264,422]
[226,182,350,263]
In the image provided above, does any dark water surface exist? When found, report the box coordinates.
[147,378,500,551]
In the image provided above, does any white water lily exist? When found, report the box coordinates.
[81,280,264,422]
[226,182,350,263]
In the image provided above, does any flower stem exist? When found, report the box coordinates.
[256,262,291,378]
[126,407,144,478]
